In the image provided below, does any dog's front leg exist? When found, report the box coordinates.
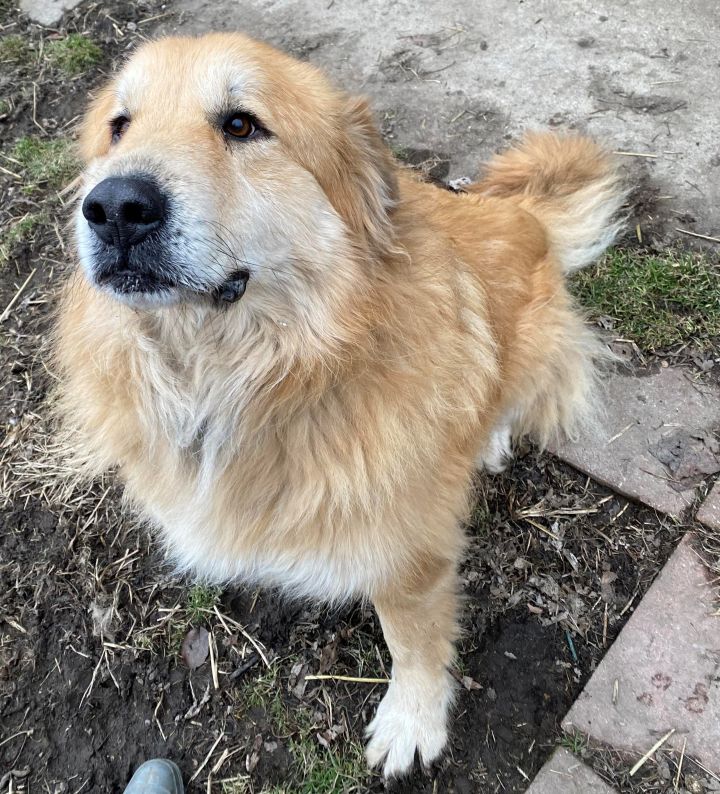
[365,558,458,778]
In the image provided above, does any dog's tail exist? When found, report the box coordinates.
[471,132,626,273]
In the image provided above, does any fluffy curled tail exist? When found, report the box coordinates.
[471,132,626,273]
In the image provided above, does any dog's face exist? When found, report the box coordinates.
[76,34,396,312]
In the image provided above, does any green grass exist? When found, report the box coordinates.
[11,136,77,191]
[290,739,368,794]
[560,731,588,755]
[164,584,223,654]
[46,33,102,76]
[572,249,720,352]
[186,583,223,623]
[238,663,371,793]
[0,212,46,267]
[0,34,33,65]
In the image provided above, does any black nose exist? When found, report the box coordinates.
[82,176,166,249]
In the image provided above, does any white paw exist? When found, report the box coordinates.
[365,672,453,778]
[478,422,513,474]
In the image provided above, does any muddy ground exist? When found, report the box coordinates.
[0,2,714,793]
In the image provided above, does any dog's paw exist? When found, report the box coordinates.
[365,674,452,778]
[477,422,513,474]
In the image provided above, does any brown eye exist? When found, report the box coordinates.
[223,112,256,139]
[110,115,130,143]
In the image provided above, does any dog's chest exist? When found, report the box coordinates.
[139,390,392,601]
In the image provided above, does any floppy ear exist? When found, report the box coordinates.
[78,84,117,162]
[322,97,398,257]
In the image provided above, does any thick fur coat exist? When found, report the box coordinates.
[56,33,624,776]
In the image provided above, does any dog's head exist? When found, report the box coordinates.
[76,33,397,311]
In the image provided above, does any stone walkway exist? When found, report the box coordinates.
[531,371,720,792]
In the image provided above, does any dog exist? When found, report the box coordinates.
[55,32,624,777]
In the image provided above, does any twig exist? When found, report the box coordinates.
[189,733,224,784]
[32,82,47,134]
[675,227,720,244]
[211,605,270,668]
[0,269,37,323]
[606,422,634,445]
[0,729,33,747]
[674,737,686,790]
[524,518,561,541]
[629,728,675,776]
[305,674,390,684]
[208,629,219,690]
[613,151,659,158]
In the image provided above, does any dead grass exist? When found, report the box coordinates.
[563,730,720,793]
[572,248,720,353]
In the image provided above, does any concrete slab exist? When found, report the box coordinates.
[20,0,83,26]
[697,481,720,531]
[161,0,720,248]
[554,368,720,518]
[563,534,720,775]
[526,747,618,794]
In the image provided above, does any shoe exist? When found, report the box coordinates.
[124,760,184,793]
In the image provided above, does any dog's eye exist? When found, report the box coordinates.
[110,115,130,143]
[223,112,258,140]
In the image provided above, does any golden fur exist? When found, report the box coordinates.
[55,33,624,776]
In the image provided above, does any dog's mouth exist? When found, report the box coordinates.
[95,261,250,306]
[212,270,250,304]
[96,266,177,295]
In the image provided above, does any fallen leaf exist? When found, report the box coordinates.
[462,675,482,691]
[181,627,209,670]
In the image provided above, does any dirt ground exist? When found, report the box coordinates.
[0,2,715,793]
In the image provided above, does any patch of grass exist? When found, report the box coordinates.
[186,583,223,624]
[0,34,33,65]
[12,136,78,191]
[390,144,410,161]
[238,663,370,792]
[560,731,588,755]
[572,249,720,352]
[240,664,295,735]
[0,212,46,267]
[46,33,102,76]
[290,738,368,794]
[162,584,223,654]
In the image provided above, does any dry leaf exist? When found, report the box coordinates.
[181,626,209,670]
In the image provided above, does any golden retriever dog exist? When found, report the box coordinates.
[55,32,623,777]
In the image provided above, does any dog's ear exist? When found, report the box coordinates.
[322,97,398,256]
[78,85,117,162]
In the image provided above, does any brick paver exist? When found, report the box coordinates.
[526,748,618,794]
[562,534,720,774]
[697,481,720,531]
[554,368,720,518]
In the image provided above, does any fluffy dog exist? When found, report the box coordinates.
[56,32,624,777]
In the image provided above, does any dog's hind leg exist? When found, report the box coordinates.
[365,556,459,777]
